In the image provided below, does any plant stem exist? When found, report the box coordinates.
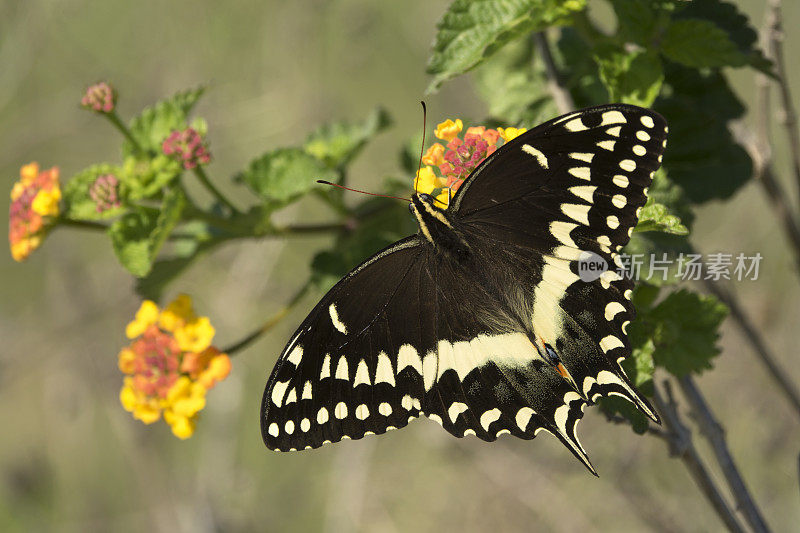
[105,111,144,155]
[652,381,748,533]
[703,278,800,418]
[765,0,800,208]
[534,31,575,115]
[192,166,241,214]
[678,376,771,533]
[58,218,108,231]
[223,282,312,355]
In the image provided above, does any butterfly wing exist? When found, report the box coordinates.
[452,104,667,421]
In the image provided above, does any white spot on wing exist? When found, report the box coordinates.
[607,215,619,229]
[328,304,347,335]
[271,380,289,407]
[561,203,591,225]
[568,167,591,181]
[374,351,395,385]
[641,115,655,128]
[397,344,422,375]
[285,420,295,434]
[569,185,595,203]
[285,388,297,405]
[320,354,331,380]
[300,418,311,432]
[521,144,549,168]
[480,408,502,431]
[606,126,622,137]
[569,152,594,162]
[448,402,468,423]
[564,117,588,132]
[317,407,329,424]
[302,381,312,400]
[600,335,624,353]
[601,110,626,125]
[605,302,627,321]
[550,221,578,247]
[268,423,279,437]
[612,194,627,208]
[379,402,392,416]
[356,404,369,420]
[516,407,535,430]
[422,351,438,391]
[612,175,629,188]
[287,345,303,365]
[401,395,413,411]
[633,145,647,156]
[597,140,616,151]
[335,402,348,419]
[335,356,349,380]
[619,159,636,172]
[636,130,650,141]
[354,359,371,386]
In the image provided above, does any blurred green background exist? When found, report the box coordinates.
[1,1,799,531]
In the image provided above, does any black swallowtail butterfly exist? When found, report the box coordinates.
[261,104,667,474]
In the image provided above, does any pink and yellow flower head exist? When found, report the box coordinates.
[8,163,61,262]
[415,119,524,207]
[119,294,231,439]
[81,82,116,114]
[162,128,211,170]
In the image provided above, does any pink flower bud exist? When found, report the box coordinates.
[81,82,116,113]
[162,128,212,170]
[89,174,121,213]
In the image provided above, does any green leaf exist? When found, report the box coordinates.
[124,87,205,156]
[108,208,158,277]
[62,164,126,220]
[426,0,586,92]
[107,190,186,277]
[304,108,392,169]
[655,63,751,203]
[608,0,674,47]
[674,0,773,75]
[595,47,663,106]
[552,28,609,108]
[634,197,688,235]
[661,19,748,69]
[237,148,338,208]
[472,37,558,127]
[642,289,728,376]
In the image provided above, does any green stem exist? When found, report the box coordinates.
[105,111,144,155]
[223,282,312,355]
[58,218,108,231]
[192,166,241,214]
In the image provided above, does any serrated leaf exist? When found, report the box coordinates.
[634,197,688,235]
[595,47,664,106]
[107,191,186,277]
[661,19,748,69]
[426,0,586,92]
[552,28,609,108]
[655,63,751,203]
[674,0,773,75]
[643,289,728,376]
[108,208,158,277]
[608,0,670,47]
[304,108,392,169]
[237,148,338,208]
[123,87,205,156]
[62,164,126,220]
[472,37,558,126]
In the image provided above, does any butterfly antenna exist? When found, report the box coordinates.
[316,180,410,202]
[414,101,428,194]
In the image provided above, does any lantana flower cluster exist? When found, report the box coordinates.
[81,82,116,114]
[119,294,231,439]
[162,128,211,170]
[8,163,61,262]
[416,120,527,207]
